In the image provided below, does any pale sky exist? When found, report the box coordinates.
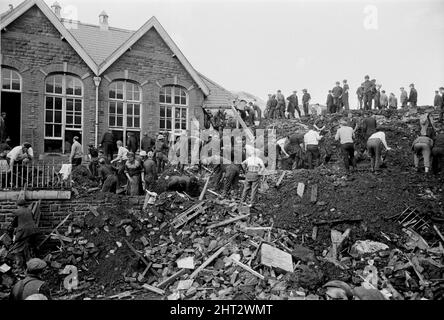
[2,0,444,107]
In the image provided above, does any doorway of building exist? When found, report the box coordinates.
[0,91,21,147]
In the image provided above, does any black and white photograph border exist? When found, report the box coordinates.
[0,0,443,307]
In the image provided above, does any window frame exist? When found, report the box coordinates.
[159,86,189,137]
[108,80,142,146]
[1,67,22,93]
[44,73,83,154]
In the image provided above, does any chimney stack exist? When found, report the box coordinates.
[99,11,109,31]
[51,2,61,19]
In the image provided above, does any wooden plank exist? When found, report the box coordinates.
[206,214,250,230]
[142,191,151,210]
[89,206,99,217]
[275,171,286,188]
[189,245,226,279]
[199,176,210,201]
[142,284,165,295]
[314,217,363,226]
[157,269,187,289]
[31,200,42,227]
[173,205,206,229]
[297,183,305,198]
[260,243,294,272]
[50,233,73,242]
[124,239,150,265]
[37,213,72,249]
[310,184,318,203]
[231,258,265,280]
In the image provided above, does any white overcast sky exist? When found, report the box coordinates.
[2,0,444,107]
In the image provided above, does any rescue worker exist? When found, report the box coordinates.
[362,75,374,110]
[389,93,398,109]
[240,150,265,207]
[408,83,418,109]
[98,158,118,193]
[154,134,169,173]
[7,142,33,168]
[380,90,388,109]
[252,101,262,124]
[126,132,138,154]
[342,80,350,111]
[362,113,377,141]
[7,199,44,270]
[111,140,129,187]
[221,163,241,197]
[432,128,444,175]
[433,90,443,110]
[276,90,286,119]
[99,129,115,162]
[304,126,323,169]
[302,89,311,116]
[400,87,408,108]
[374,84,381,110]
[412,134,433,173]
[87,143,99,177]
[70,136,83,166]
[356,85,364,110]
[142,151,158,192]
[335,120,356,174]
[419,109,436,139]
[124,152,144,195]
[265,94,273,119]
[332,81,343,113]
[286,91,300,118]
[141,132,154,153]
[326,90,334,114]
[439,87,444,122]
[367,129,392,172]
[167,175,200,197]
[287,132,305,169]
[10,258,51,300]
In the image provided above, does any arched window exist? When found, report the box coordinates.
[44,74,83,153]
[108,80,141,146]
[1,68,21,92]
[159,86,188,135]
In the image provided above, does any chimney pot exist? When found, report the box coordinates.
[51,1,61,19]
[99,11,109,31]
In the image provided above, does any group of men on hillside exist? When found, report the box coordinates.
[265,89,312,119]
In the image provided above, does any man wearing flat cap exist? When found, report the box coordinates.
[7,199,44,270]
[154,134,169,173]
[10,258,51,300]
[361,75,374,110]
[408,83,418,109]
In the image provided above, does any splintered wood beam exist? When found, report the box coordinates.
[206,214,250,230]
[199,176,211,201]
[189,245,226,279]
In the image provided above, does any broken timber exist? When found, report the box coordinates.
[172,201,206,229]
[37,213,72,249]
[231,105,255,142]
[297,183,305,198]
[206,214,250,230]
[314,217,363,226]
[230,258,265,280]
[189,245,226,279]
[142,284,165,295]
[199,176,210,201]
[157,269,188,289]
[275,171,286,188]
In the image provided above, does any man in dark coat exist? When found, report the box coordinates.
[302,89,311,116]
[141,132,154,153]
[269,94,278,119]
[0,112,7,143]
[276,90,286,119]
[356,86,364,109]
[400,87,408,108]
[7,199,44,270]
[408,83,418,108]
[126,132,138,153]
[326,90,335,114]
[332,81,343,113]
[10,258,51,300]
[342,80,350,111]
[286,91,300,118]
[439,87,444,122]
[98,158,118,193]
[100,129,114,162]
[374,84,381,110]
[362,75,374,110]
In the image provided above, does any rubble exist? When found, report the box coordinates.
[0,109,443,300]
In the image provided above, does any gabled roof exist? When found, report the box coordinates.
[1,0,211,96]
[66,21,134,65]
[198,72,235,109]
[98,16,210,96]
[0,0,99,74]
